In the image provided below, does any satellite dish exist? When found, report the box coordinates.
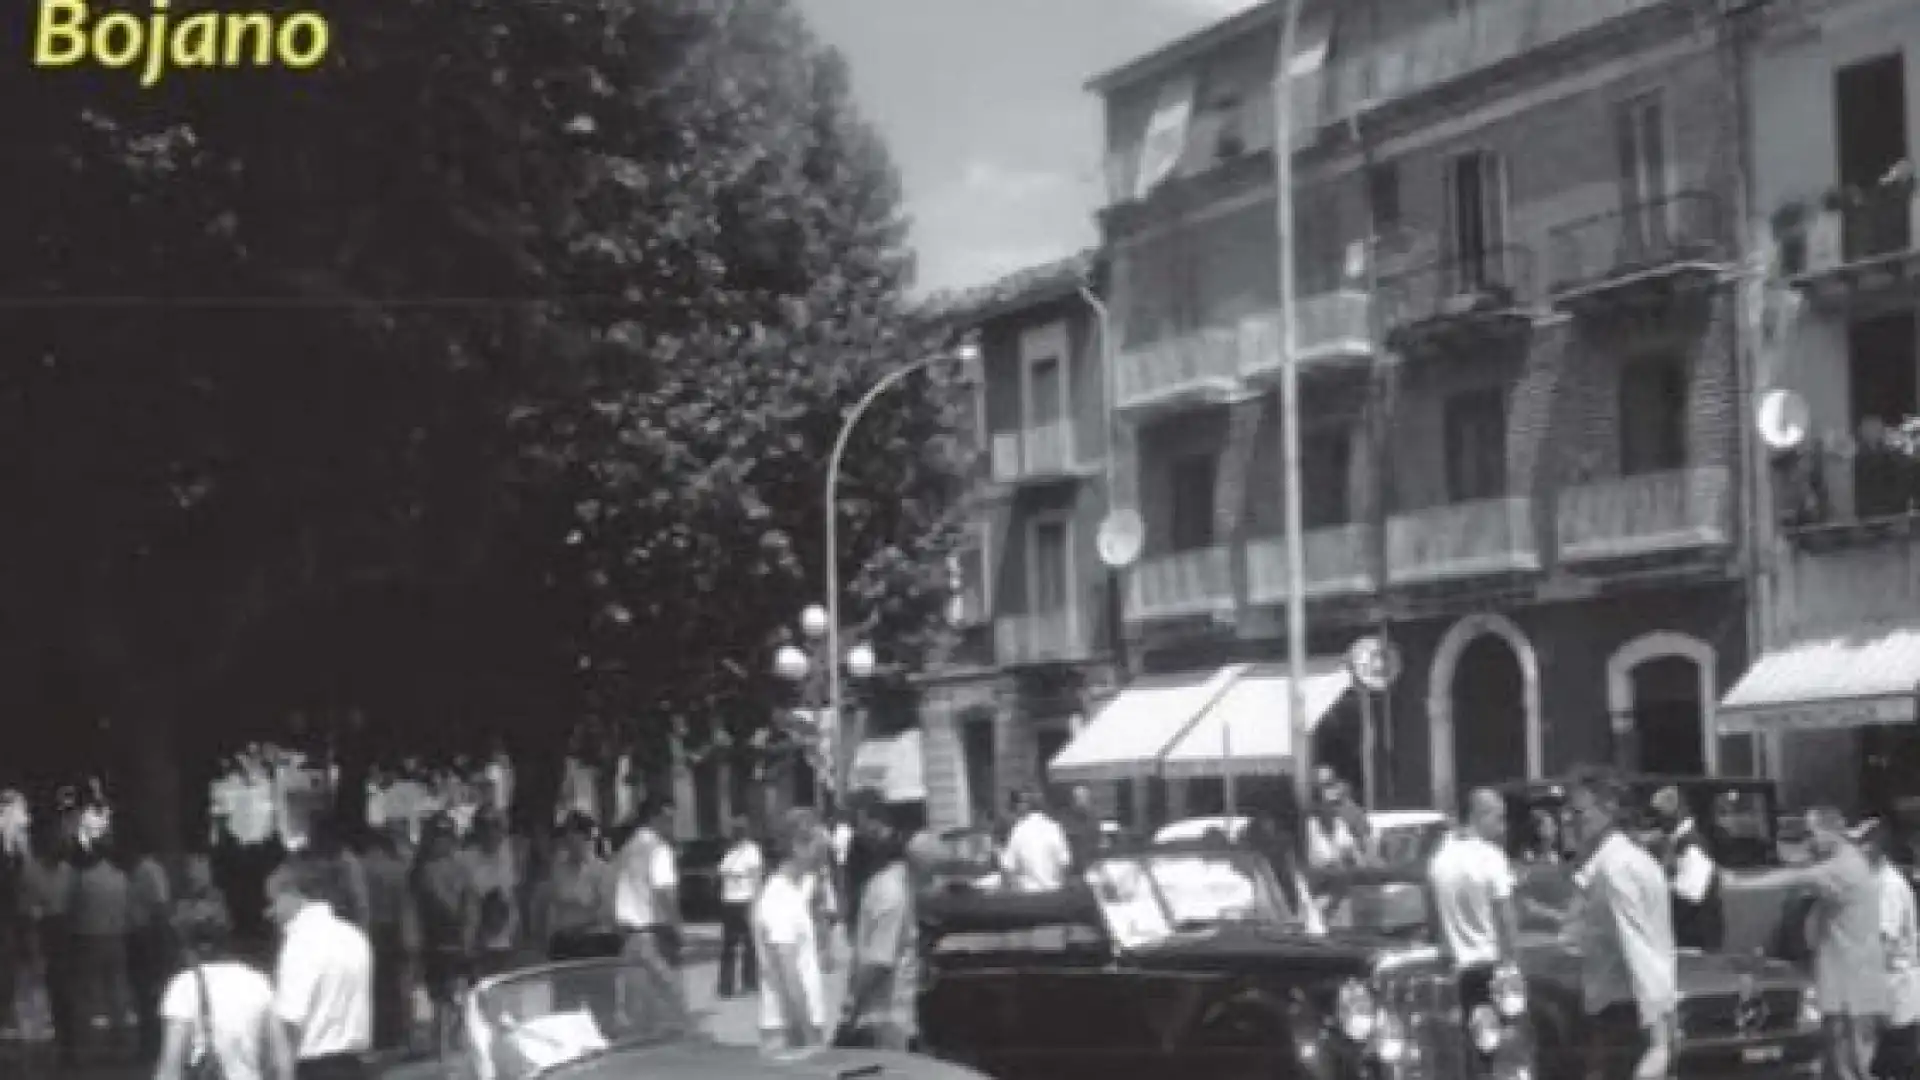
[1096,509,1144,569]
[1756,388,1811,452]
[1345,635,1402,692]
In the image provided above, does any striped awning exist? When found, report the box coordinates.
[1048,666,1245,784]
[1157,660,1353,780]
[1719,622,1920,734]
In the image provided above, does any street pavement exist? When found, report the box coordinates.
[5,923,849,1079]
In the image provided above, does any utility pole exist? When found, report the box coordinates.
[1271,0,1313,820]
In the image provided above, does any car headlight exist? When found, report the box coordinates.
[1490,963,1527,1020]
[1335,979,1378,1042]
[1373,1008,1409,1063]
[1469,1004,1503,1054]
[1799,986,1822,1029]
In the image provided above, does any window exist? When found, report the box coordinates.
[1029,518,1072,616]
[1367,160,1401,232]
[1169,453,1218,551]
[1616,94,1670,257]
[1446,150,1508,293]
[948,526,991,626]
[1028,356,1064,425]
[1836,54,1912,259]
[1443,388,1507,502]
[1618,355,1688,475]
[1302,426,1353,528]
[1849,313,1919,518]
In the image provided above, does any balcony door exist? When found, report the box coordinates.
[1022,321,1070,469]
[1028,516,1073,624]
[1615,93,1671,262]
[1169,453,1218,551]
[1836,53,1911,260]
[1446,149,1509,294]
[1444,387,1508,503]
[1849,312,1919,519]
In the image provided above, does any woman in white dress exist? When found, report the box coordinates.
[152,900,292,1080]
[754,819,828,1053]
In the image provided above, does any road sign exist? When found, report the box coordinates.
[1345,635,1402,692]
[1097,509,1144,569]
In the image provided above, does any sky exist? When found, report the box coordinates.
[795,0,1266,297]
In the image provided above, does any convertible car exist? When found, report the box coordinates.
[917,842,1821,1080]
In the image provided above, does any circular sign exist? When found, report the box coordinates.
[1097,509,1145,569]
[1756,388,1810,452]
[1345,635,1402,692]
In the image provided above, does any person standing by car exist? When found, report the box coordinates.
[613,797,685,1024]
[717,817,763,999]
[838,803,917,1052]
[1856,820,1920,1080]
[537,813,617,961]
[1306,777,1364,872]
[1428,788,1519,977]
[154,899,293,1080]
[270,857,374,1080]
[1723,806,1889,1080]
[756,814,827,1053]
[999,791,1071,894]
[1649,787,1724,952]
[1564,769,1677,1080]
[461,810,521,981]
[410,817,474,1059]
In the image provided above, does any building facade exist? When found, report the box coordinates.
[1056,0,1758,817]
[914,254,1121,831]
[1727,0,1920,819]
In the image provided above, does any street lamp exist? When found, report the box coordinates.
[771,608,875,808]
[821,336,979,796]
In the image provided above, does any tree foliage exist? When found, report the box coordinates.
[0,0,965,835]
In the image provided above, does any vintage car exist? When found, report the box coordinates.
[917,842,1822,1080]
[385,956,988,1080]
[1152,810,1449,867]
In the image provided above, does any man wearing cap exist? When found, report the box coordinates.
[1859,820,1920,1080]
[1723,806,1887,1080]
[1651,786,1724,952]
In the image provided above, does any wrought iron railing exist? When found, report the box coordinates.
[1377,244,1536,333]
[1546,191,1728,294]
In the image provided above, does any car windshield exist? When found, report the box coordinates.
[1083,849,1298,949]
[1325,866,1575,941]
[465,958,691,1080]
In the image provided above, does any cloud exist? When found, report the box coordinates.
[905,158,1096,294]
[956,160,1073,203]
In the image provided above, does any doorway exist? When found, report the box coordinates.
[1631,655,1706,776]
[1451,634,1528,798]
[1835,53,1911,259]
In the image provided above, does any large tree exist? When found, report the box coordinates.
[0,0,964,841]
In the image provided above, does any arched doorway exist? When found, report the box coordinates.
[1452,634,1529,796]
[1632,656,1706,775]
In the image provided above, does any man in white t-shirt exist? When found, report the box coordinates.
[756,816,828,1051]
[159,900,290,1080]
[614,797,685,1024]
[1000,792,1073,893]
[1427,787,1519,973]
[270,857,374,1080]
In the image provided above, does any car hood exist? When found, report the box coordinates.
[1521,937,1807,996]
[549,1041,986,1080]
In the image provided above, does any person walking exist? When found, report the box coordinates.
[1857,821,1920,1080]
[270,857,374,1080]
[716,818,763,999]
[612,797,685,1023]
[536,814,617,961]
[837,803,917,1052]
[1649,787,1724,953]
[122,829,173,1060]
[1564,769,1677,1080]
[999,791,1072,894]
[755,815,827,1053]
[154,899,293,1080]
[1725,806,1890,1080]
[1427,788,1519,987]
[357,823,418,1053]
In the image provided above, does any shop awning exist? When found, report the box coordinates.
[1049,666,1246,784]
[1719,622,1920,734]
[850,729,926,802]
[1158,660,1354,780]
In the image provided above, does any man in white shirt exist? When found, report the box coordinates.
[614,797,686,1023]
[270,857,374,1080]
[1427,788,1518,972]
[1000,792,1072,893]
[716,817,763,998]
[1860,820,1920,1079]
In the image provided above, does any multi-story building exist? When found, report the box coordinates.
[1053,0,1756,817]
[913,252,1121,830]
[1726,0,1920,817]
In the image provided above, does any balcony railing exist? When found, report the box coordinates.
[1547,191,1730,299]
[1387,495,1540,583]
[1245,522,1380,604]
[994,609,1086,666]
[1843,185,1916,264]
[1125,546,1233,622]
[1378,244,1536,351]
[989,420,1089,485]
[1114,324,1242,414]
[1238,293,1375,381]
[1555,465,1732,563]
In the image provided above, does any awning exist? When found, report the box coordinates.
[1719,622,1920,734]
[1158,660,1353,780]
[1049,666,1246,784]
[850,729,926,802]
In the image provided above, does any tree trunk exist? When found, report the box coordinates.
[114,692,185,862]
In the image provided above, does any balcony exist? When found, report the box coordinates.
[1547,191,1732,314]
[1125,546,1233,622]
[1237,293,1375,383]
[1113,324,1244,416]
[1379,245,1537,356]
[1555,466,1733,564]
[1786,185,1920,311]
[1245,522,1380,604]
[1386,496,1541,584]
[994,610,1088,667]
[989,420,1098,486]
